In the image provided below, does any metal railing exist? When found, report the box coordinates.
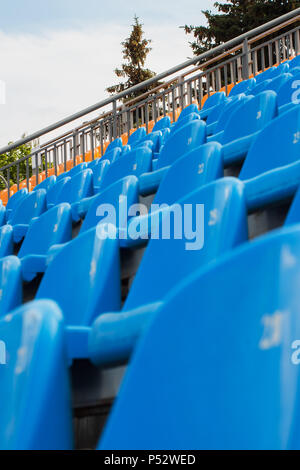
[0,8,299,198]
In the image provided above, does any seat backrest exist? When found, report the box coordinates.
[239,106,300,180]
[57,169,93,205]
[0,205,6,227]
[57,162,88,182]
[255,66,276,84]
[214,95,253,134]
[0,225,13,258]
[102,148,122,164]
[101,147,152,191]
[229,78,256,96]
[100,225,300,450]
[80,176,139,234]
[124,177,247,310]
[256,63,290,85]
[0,300,73,450]
[153,142,223,206]
[177,103,199,120]
[222,90,278,145]
[46,177,71,208]
[6,188,28,213]
[121,145,131,155]
[171,112,200,134]
[33,175,56,193]
[91,159,110,191]
[152,116,171,132]
[9,190,47,226]
[252,73,293,96]
[161,127,171,145]
[18,203,72,258]
[128,128,147,146]
[291,66,300,76]
[104,137,122,155]
[277,70,300,107]
[0,256,22,318]
[289,55,300,69]
[157,120,207,170]
[202,91,226,110]
[36,226,121,326]
[131,131,162,153]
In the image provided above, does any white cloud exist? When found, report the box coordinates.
[0,22,192,148]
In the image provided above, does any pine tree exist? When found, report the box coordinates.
[184,1,300,56]
[107,16,156,102]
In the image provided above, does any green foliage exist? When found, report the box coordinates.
[107,15,157,102]
[0,136,32,190]
[184,1,300,56]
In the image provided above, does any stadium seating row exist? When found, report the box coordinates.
[1,56,300,449]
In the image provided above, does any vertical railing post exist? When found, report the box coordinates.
[295,28,300,56]
[112,99,117,140]
[242,38,250,80]
[178,75,184,110]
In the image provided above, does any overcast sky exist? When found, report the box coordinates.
[0,0,215,147]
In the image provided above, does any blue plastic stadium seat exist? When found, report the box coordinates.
[206,94,251,136]
[199,92,227,120]
[239,106,300,210]
[90,159,110,192]
[121,145,131,155]
[0,205,6,227]
[277,70,300,113]
[140,120,206,194]
[104,137,122,155]
[151,142,223,205]
[158,119,206,170]
[0,300,73,450]
[171,112,201,134]
[97,147,153,193]
[19,203,72,281]
[152,116,171,133]
[51,169,94,216]
[255,62,290,85]
[88,177,247,366]
[290,66,300,76]
[98,225,300,450]
[36,225,121,329]
[0,256,22,318]
[131,131,162,154]
[46,176,71,210]
[289,55,300,69]
[33,175,56,193]
[56,162,88,182]
[208,91,278,165]
[229,77,256,96]
[0,225,14,258]
[251,73,292,96]
[5,188,28,222]
[128,128,147,147]
[177,103,199,121]
[255,66,276,84]
[139,141,222,198]
[100,148,121,164]
[71,175,139,229]
[8,190,47,243]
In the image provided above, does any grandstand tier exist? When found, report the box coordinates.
[0,9,300,450]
